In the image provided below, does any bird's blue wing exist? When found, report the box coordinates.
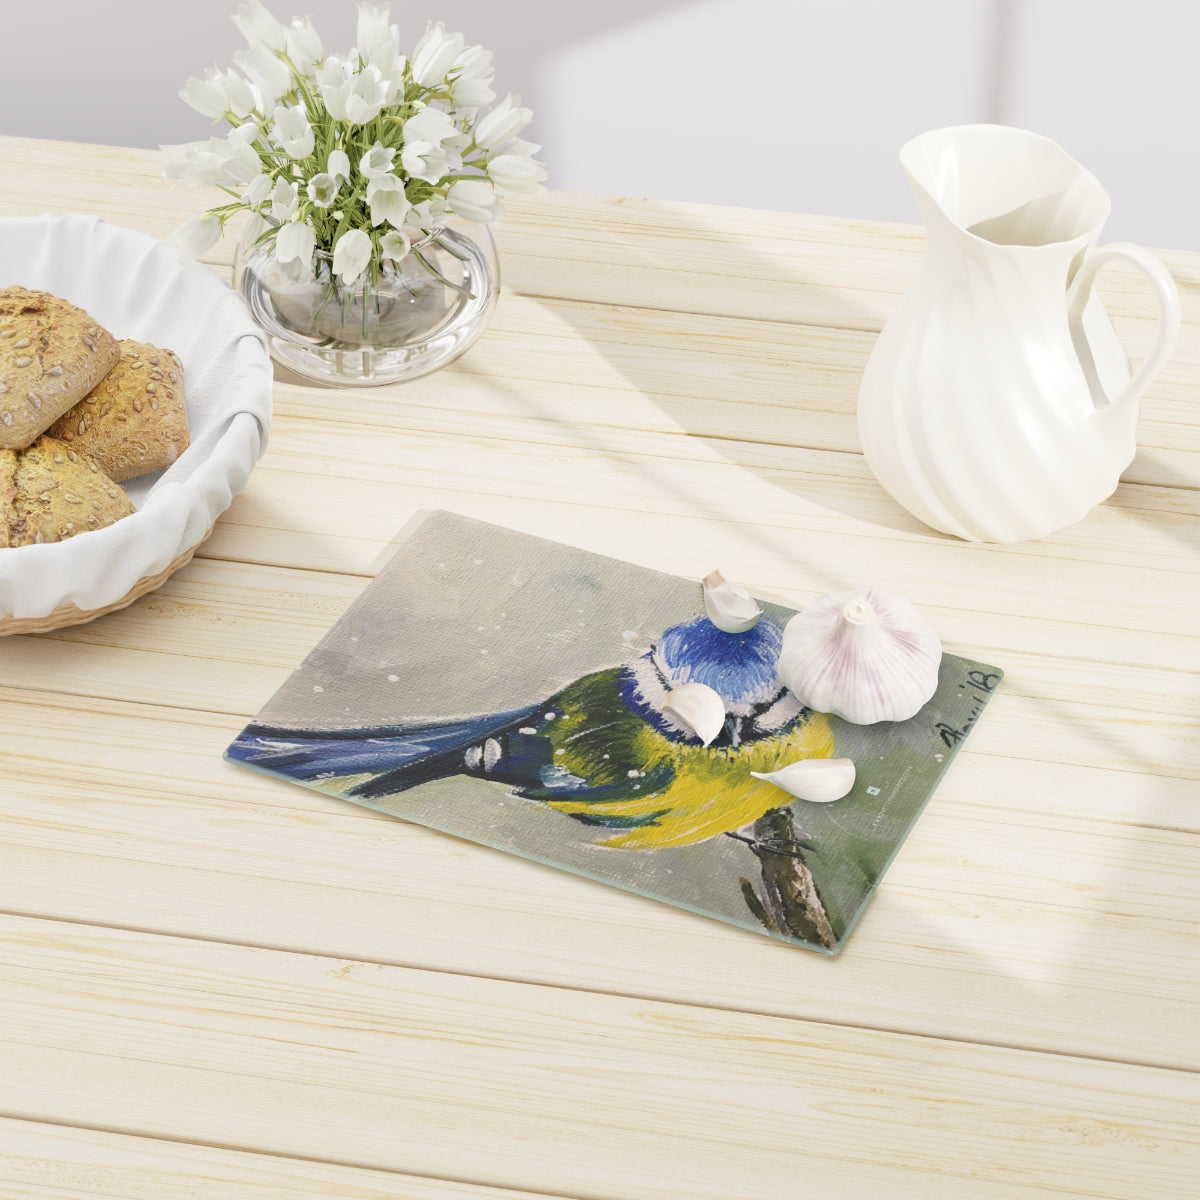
[225,705,545,784]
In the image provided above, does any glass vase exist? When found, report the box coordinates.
[235,221,499,386]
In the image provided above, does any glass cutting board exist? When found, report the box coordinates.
[227,510,1002,954]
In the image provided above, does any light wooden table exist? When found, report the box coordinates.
[1,135,1198,1200]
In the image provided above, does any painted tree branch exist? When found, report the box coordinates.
[739,806,837,950]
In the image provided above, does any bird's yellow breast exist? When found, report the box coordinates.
[546,712,835,849]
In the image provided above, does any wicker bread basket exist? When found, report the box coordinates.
[0,215,272,633]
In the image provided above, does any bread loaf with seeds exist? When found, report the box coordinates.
[0,435,134,547]
[47,339,189,481]
[0,286,120,451]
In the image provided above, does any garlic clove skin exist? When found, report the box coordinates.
[662,681,726,746]
[778,587,942,724]
[702,569,762,633]
[751,757,856,804]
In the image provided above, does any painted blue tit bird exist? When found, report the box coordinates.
[228,614,834,849]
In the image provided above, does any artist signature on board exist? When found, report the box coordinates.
[935,669,1001,749]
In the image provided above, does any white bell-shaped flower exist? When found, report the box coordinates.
[269,177,298,220]
[235,45,291,107]
[232,0,287,51]
[403,107,459,146]
[332,228,373,286]
[327,149,351,182]
[285,17,323,73]
[245,172,273,209]
[380,229,412,262]
[409,196,448,230]
[411,22,465,87]
[272,104,314,159]
[356,3,397,60]
[446,179,501,223]
[343,65,389,125]
[165,212,222,260]
[487,153,548,194]
[401,141,452,185]
[366,175,411,227]
[240,211,266,248]
[452,44,495,110]
[306,173,340,208]
[358,142,395,180]
[315,56,354,121]
[179,75,229,120]
[475,94,533,151]
[275,218,315,270]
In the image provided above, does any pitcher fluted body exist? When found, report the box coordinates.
[857,124,1180,544]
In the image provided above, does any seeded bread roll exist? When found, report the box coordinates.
[0,435,134,547]
[0,286,120,451]
[47,340,189,482]
[0,449,17,550]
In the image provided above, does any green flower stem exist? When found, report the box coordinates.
[412,248,474,299]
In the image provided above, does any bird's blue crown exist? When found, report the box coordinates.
[654,613,784,706]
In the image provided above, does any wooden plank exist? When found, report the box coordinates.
[1,137,1195,492]
[442,293,1200,485]
[147,397,1200,637]
[0,134,1192,1200]
[194,416,1200,641]
[264,314,1200,538]
[1,550,1198,786]
[1,134,1198,339]
[0,1117,563,1200]
[1,687,1198,1072]
[2,915,1198,1200]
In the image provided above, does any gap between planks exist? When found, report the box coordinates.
[1,901,1196,1082]
[2,913,1198,1200]
[0,1116,585,1200]
[3,686,1199,1074]
[260,370,1200,502]
[6,552,1198,791]
[3,134,1198,336]
[9,555,1200,730]
[183,410,1200,596]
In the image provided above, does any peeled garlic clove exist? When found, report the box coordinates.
[703,569,762,633]
[662,681,726,746]
[777,587,942,724]
[751,757,856,804]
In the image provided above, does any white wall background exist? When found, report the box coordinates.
[2,0,1197,248]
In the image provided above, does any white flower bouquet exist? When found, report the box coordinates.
[164,0,546,296]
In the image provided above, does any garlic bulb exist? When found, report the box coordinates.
[777,587,941,724]
[662,681,726,746]
[702,569,762,633]
[751,757,856,803]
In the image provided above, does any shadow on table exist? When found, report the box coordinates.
[257,197,1198,1078]
[471,197,1200,1074]
[483,195,939,580]
[1119,449,1200,556]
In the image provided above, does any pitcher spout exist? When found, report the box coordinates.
[900,124,1110,256]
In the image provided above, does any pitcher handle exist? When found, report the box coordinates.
[1067,242,1181,412]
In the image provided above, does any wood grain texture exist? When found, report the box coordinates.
[0,135,1198,1198]
[1,553,1197,798]
[2,916,1198,1200]
[0,686,1197,1073]
[0,1118,564,1200]
[2,135,1197,333]
[1,133,1194,491]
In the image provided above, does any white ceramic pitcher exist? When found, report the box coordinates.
[857,124,1181,543]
